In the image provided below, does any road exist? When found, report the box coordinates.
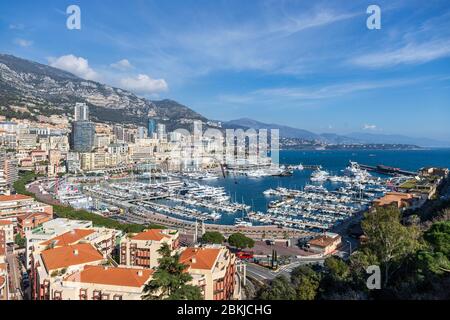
[6,249,23,300]
[245,257,326,282]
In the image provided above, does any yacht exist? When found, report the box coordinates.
[310,169,330,182]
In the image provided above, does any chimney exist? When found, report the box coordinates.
[73,249,79,256]
[191,257,197,264]
[138,270,143,277]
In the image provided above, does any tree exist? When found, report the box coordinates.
[201,231,225,244]
[142,243,203,300]
[361,205,421,287]
[258,275,296,300]
[324,257,350,282]
[15,233,26,248]
[418,221,450,275]
[291,265,321,300]
[228,233,255,249]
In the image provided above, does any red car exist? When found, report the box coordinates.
[236,251,254,260]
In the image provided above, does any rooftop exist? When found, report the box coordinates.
[40,243,103,271]
[64,265,153,288]
[0,194,33,202]
[41,229,95,247]
[179,247,221,270]
[131,229,171,241]
[308,234,341,248]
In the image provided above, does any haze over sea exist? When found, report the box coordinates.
[201,149,450,225]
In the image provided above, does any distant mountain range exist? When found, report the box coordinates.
[225,118,450,147]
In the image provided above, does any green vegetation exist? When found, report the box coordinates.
[228,232,255,249]
[400,179,417,189]
[142,243,203,300]
[14,233,26,248]
[201,231,225,244]
[13,172,163,233]
[258,205,450,300]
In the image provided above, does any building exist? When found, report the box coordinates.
[307,232,342,255]
[0,230,8,300]
[0,220,14,244]
[53,265,153,300]
[25,218,93,270]
[180,245,237,300]
[373,192,418,209]
[147,118,156,138]
[74,103,89,121]
[70,121,95,152]
[17,212,53,236]
[0,194,53,223]
[31,243,105,300]
[156,123,166,141]
[120,228,179,269]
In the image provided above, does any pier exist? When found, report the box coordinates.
[359,164,417,176]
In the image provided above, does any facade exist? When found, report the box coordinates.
[120,228,179,269]
[74,103,89,121]
[0,220,14,244]
[373,192,418,209]
[17,212,53,236]
[54,265,153,300]
[71,121,95,152]
[180,245,237,300]
[0,230,8,300]
[0,194,53,222]
[147,118,156,138]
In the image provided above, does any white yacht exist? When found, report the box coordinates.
[310,169,329,182]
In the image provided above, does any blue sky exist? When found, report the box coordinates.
[1,0,450,141]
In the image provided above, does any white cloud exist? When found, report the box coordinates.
[14,38,33,47]
[120,74,168,94]
[363,124,377,130]
[351,40,450,68]
[48,54,98,80]
[111,59,133,70]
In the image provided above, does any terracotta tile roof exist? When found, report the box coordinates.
[131,229,169,241]
[40,243,103,271]
[0,275,5,288]
[308,235,340,248]
[374,192,414,207]
[0,194,32,202]
[0,220,13,226]
[65,265,153,288]
[41,229,95,247]
[179,247,221,270]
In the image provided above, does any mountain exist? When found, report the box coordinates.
[0,54,205,128]
[346,132,450,148]
[225,118,322,141]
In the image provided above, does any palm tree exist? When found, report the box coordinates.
[142,243,203,300]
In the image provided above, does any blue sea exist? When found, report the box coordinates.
[201,149,450,225]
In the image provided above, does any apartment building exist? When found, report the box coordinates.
[31,243,105,300]
[0,230,8,300]
[17,212,53,236]
[0,194,53,222]
[180,245,237,300]
[120,228,179,269]
[53,265,153,300]
[25,218,93,270]
[0,220,14,244]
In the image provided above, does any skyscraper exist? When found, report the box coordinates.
[74,103,89,121]
[147,118,156,138]
[70,121,95,152]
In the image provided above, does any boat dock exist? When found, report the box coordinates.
[359,164,417,176]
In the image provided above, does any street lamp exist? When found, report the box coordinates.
[346,240,352,255]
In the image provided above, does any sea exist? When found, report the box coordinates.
[199,149,450,225]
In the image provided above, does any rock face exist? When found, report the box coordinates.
[0,54,206,127]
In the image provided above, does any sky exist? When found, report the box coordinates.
[1,0,450,141]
